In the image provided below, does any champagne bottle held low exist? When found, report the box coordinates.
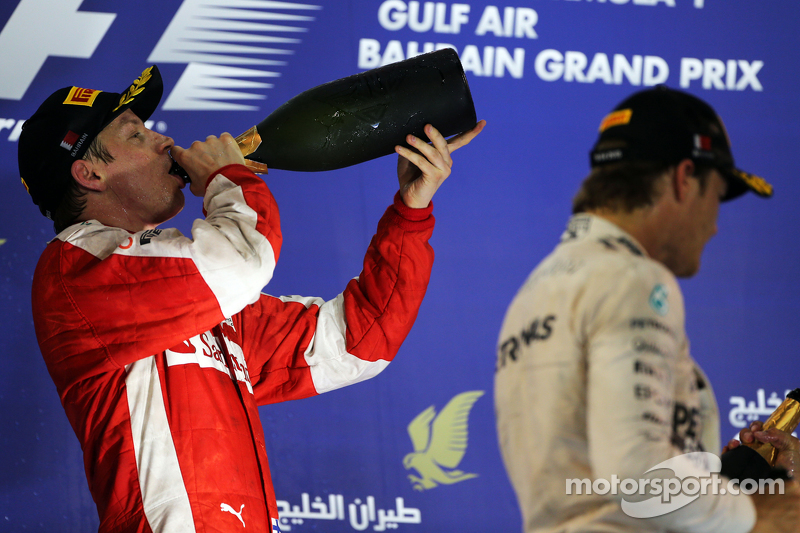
[742,389,800,465]
[171,48,476,181]
[721,388,800,480]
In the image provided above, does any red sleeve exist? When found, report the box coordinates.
[32,165,281,393]
[237,193,435,405]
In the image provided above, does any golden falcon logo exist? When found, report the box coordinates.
[403,390,484,491]
[114,66,153,112]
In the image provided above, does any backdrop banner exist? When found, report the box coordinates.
[1,1,798,531]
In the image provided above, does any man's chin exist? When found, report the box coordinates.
[154,197,186,227]
[674,260,701,279]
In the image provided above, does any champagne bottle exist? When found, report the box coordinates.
[742,389,800,464]
[233,47,476,173]
[171,48,476,181]
[720,388,800,480]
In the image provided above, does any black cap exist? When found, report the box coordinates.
[18,66,163,220]
[590,86,772,202]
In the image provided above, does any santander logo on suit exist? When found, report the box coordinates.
[165,318,253,393]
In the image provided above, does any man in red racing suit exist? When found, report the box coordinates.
[19,65,485,532]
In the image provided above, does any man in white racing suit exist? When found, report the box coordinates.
[494,86,800,533]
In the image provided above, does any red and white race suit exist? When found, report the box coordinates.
[32,164,435,533]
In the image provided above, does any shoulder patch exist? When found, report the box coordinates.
[649,284,669,316]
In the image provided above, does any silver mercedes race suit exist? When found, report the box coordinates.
[494,214,756,533]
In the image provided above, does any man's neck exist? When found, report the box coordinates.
[77,202,153,233]
[585,206,675,265]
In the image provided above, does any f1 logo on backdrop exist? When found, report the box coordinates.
[0,0,321,111]
[0,0,115,100]
[148,0,321,110]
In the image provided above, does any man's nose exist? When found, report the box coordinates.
[156,133,174,152]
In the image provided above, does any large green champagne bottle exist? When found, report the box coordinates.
[234,48,476,173]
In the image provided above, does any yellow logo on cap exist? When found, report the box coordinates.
[63,87,101,107]
[599,109,633,132]
[733,169,773,197]
[113,66,153,112]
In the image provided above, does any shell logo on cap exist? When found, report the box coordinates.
[599,109,633,132]
[63,87,101,107]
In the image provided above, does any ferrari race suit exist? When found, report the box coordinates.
[32,164,435,533]
[494,214,757,533]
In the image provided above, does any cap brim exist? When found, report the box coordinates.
[721,168,773,201]
[101,65,162,132]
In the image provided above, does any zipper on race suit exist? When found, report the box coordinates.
[213,324,273,525]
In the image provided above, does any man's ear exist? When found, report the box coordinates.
[671,159,696,202]
[71,159,105,192]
